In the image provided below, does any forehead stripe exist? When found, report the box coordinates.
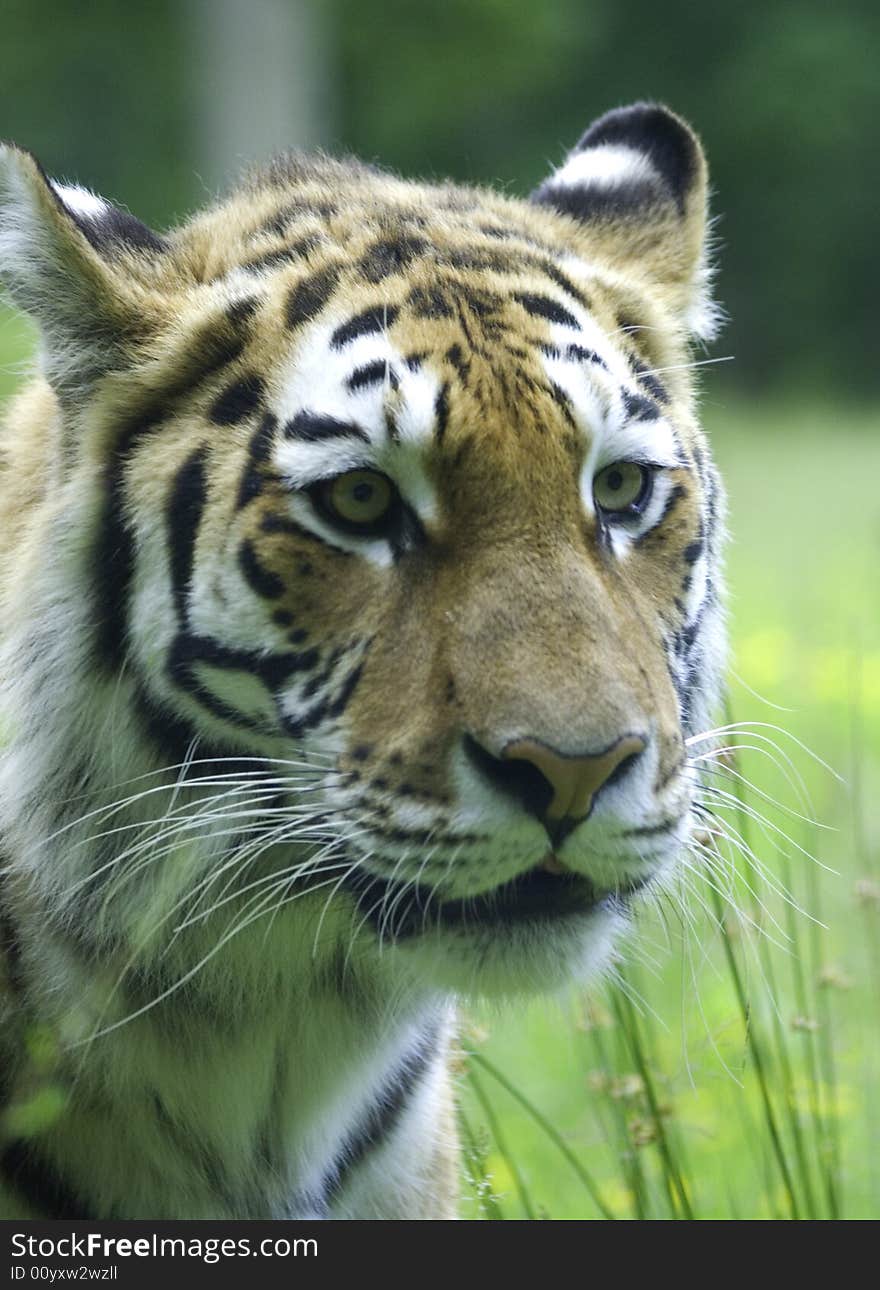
[512,292,579,329]
[347,360,397,394]
[285,411,370,444]
[331,304,400,349]
[285,265,341,329]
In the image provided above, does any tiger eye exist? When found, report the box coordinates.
[593,461,652,515]
[324,470,394,527]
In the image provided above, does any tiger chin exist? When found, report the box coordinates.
[0,103,726,1220]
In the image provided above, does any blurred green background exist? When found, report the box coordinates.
[1,0,878,397]
[1,0,878,1219]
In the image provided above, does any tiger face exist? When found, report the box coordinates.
[0,104,724,998]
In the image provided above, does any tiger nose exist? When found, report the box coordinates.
[502,735,647,824]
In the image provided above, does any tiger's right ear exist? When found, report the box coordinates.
[531,104,719,343]
[0,143,168,395]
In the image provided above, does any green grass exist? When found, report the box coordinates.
[2,302,878,1219]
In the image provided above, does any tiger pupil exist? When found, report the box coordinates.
[352,482,374,504]
[607,470,624,491]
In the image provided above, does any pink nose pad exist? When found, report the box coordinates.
[502,735,647,822]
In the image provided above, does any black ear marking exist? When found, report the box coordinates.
[572,102,699,214]
[50,182,168,256]
[531,101,704,224]
[529,102,717,339]
[75,205,168,255]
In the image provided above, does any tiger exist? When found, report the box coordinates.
[0,102,725,1220]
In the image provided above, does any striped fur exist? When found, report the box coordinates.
[0,103,725,1218]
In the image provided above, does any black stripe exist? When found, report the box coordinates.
[209,374,265,426]
[407,287,452,320]
[533,176,664,223]
[567,343,606,368]
[513,292,579,329]
[226,297,260,328]
[236,412,278,511]
[634,483,688,546]
[542,342,606,370]
[346,360,394,393]
[331,305,400,349]
[168,448,208,626]
[285,412,370,444]
[327,659,364,718]
[93,310,254,670]
[131,681,266,780]
[280,656,365,739]
[324,1026,438,1203]
[0,1140,92,1220]
[434,382,450,443]
[358,235,428,283]
[94,417,157,667]
[169,632,320,696]
[675,584,714,658]
[547,382,576,428]
[238,539,284,600]
[446,246,512,273]
[536,260,592,311]
[243,245,305,273]
[260,511,352,551]
[622,389,660,423]
[631,357,668,403]
[285,266,341,329]
[300,645,344,702]
[444,343,470,381]
[259,198,337,232]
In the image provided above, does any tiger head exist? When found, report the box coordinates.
[0,104,725,997]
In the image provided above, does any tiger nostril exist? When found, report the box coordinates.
[463,732,647,833]
[462,735,555,820]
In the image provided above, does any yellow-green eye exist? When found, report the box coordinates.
[315,469,396,534]
[593,461,653,517]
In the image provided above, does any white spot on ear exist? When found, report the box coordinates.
[552,144,659,192]
[51,182,110,221]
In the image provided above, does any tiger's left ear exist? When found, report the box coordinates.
[531,102,719,341]
[0,143,168,395]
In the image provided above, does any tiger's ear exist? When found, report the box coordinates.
[0,143,168,395]
[531,103,719,341]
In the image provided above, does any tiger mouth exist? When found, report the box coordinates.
[345,857,648,940]
[428,864,611,932]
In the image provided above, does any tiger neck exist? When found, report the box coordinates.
[2,834,443,1218]
[0,693,441,1218]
